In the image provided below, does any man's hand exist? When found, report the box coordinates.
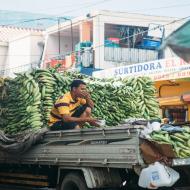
[80,91,94,108]
[80,91,91,99]
[86,118,100,127]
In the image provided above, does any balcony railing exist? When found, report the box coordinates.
[0,62,39,77]
[104,47,159,64]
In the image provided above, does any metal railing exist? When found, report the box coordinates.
[104,47,159,64]
[0,62,39,77]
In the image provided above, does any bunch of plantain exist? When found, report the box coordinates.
[150,126,190,158]
[1,68,160,134]
[34,69,58,122]
[33,69,74,123]
[0,77,11,129]
[3,73,43,134]
[84,76,159,126]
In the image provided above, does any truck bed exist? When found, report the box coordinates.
[0,125,144,169]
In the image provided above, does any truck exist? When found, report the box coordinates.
[0,124,190,190]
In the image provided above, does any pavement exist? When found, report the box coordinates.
[0,185,55,190]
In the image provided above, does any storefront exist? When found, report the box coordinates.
[155,79,190,122]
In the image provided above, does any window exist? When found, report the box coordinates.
[163,107,187,123]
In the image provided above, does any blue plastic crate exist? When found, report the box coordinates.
[142,39,161,49]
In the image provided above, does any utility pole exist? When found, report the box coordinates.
[58,17,74,52]
[58,18,61,55]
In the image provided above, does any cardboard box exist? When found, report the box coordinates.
[149,140,176,158]
[140,139,176,164]
[140,140,163,164]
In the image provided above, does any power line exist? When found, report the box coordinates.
[74,15,190,54]
[1,1,189,30]
[50,15,189,72]
[1,17,58,27]
[0,11,178,26]
[0,15,188,58]
[35,0,108,14]
[1,17,189,76]
[1,0,185,35]
[37,15,190,66]
[54,0,113,16]
[132,3,190,12]
[0,0,113,27]
[0,13,188,58]
[45,13,175,38]
[98,13,178,22]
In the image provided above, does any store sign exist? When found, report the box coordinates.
[93,57,190,81]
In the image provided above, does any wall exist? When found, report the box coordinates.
[93,15,104,69]
[80,21,91,41]
[45,35,79,61]
[30,34,44,65]
[155,80,190,98]
[5,32,43,77]
[0,42,8,76]
[45,35,59,60]
[6,34,31,77]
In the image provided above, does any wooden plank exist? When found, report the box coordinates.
[0,178,49,186]
[0,172,48,180]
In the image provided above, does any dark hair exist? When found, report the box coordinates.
[70,80,86,90]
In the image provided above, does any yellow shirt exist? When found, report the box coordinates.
[49,92,86,125]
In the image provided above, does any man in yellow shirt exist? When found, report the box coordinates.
[49,79,99,130]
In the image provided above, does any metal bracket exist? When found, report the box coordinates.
[127,129,131,136]
[102,128,106,137]
[35,158,39,163]
[54,158,58,164]
[59,131,63,138]
[102,158,108,165]
[77,158,81,164]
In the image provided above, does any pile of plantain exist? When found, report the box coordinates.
[150,126,190,158]
[0,77,10,129]
[0,68,160,134]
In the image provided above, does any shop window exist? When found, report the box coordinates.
[163,108,187,123]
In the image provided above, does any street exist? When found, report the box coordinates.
[0,185,124,190]
[0,186,53,190]
[0,185,126,190]
[0,186,120,190]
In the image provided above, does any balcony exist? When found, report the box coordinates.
[104,47,159,65]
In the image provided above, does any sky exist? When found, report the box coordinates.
[0,0,190,19]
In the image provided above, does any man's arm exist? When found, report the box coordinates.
[61,114,99,127]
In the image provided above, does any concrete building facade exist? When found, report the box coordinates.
[0,26,43,77]
[42,10,184,73]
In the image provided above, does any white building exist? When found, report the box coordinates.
[42,10,184,74]
[0,26,43,77]
[0,10,185,77]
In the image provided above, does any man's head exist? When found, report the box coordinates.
[70,80,87,98]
